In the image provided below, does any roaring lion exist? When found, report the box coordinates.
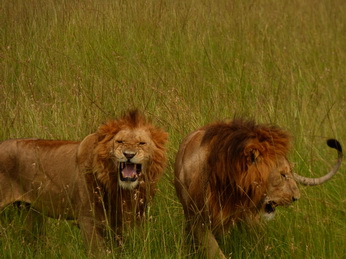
[0,110,168,253]
[174,119,342,259]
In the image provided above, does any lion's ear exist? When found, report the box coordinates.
[244,145,262,165]
[77,133,99,168]
[97,133,107,142]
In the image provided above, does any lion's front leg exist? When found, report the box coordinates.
[193,222,227,259]
[78,215,107,255]
[185,208,227,259]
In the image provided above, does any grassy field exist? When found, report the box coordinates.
[1,0,345,258]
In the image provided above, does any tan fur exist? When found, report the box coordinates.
[174,120,300,258]
[0,110,168,254]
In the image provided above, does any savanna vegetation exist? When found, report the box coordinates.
[1,0,345,258]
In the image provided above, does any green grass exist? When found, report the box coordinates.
[1,0,345,258]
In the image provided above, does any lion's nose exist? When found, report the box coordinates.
[292,196,299,202]
[124,152,135,159]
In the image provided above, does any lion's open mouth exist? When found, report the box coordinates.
[119,162,142,182]
[264,201,277,214]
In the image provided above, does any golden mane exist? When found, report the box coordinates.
[201,119,291,229]
[91,110,168,193]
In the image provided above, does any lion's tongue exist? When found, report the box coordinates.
[122,164,137,179]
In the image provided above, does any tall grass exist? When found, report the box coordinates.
[1,0,345,258]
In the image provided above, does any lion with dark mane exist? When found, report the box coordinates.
[0,110,168,254]
[174,119,342,258]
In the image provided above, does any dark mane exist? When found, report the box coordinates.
[201,119,291,230]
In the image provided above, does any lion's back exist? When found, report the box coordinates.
[0,138,81,184]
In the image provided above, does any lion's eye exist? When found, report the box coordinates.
[281,173,288,179]
[139,142,146,145]
[116,140,124,144]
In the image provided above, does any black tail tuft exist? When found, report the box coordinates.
[327,139,343,153]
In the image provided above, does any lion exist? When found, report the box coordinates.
[0,110,168,254]
[174,119,342,259]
